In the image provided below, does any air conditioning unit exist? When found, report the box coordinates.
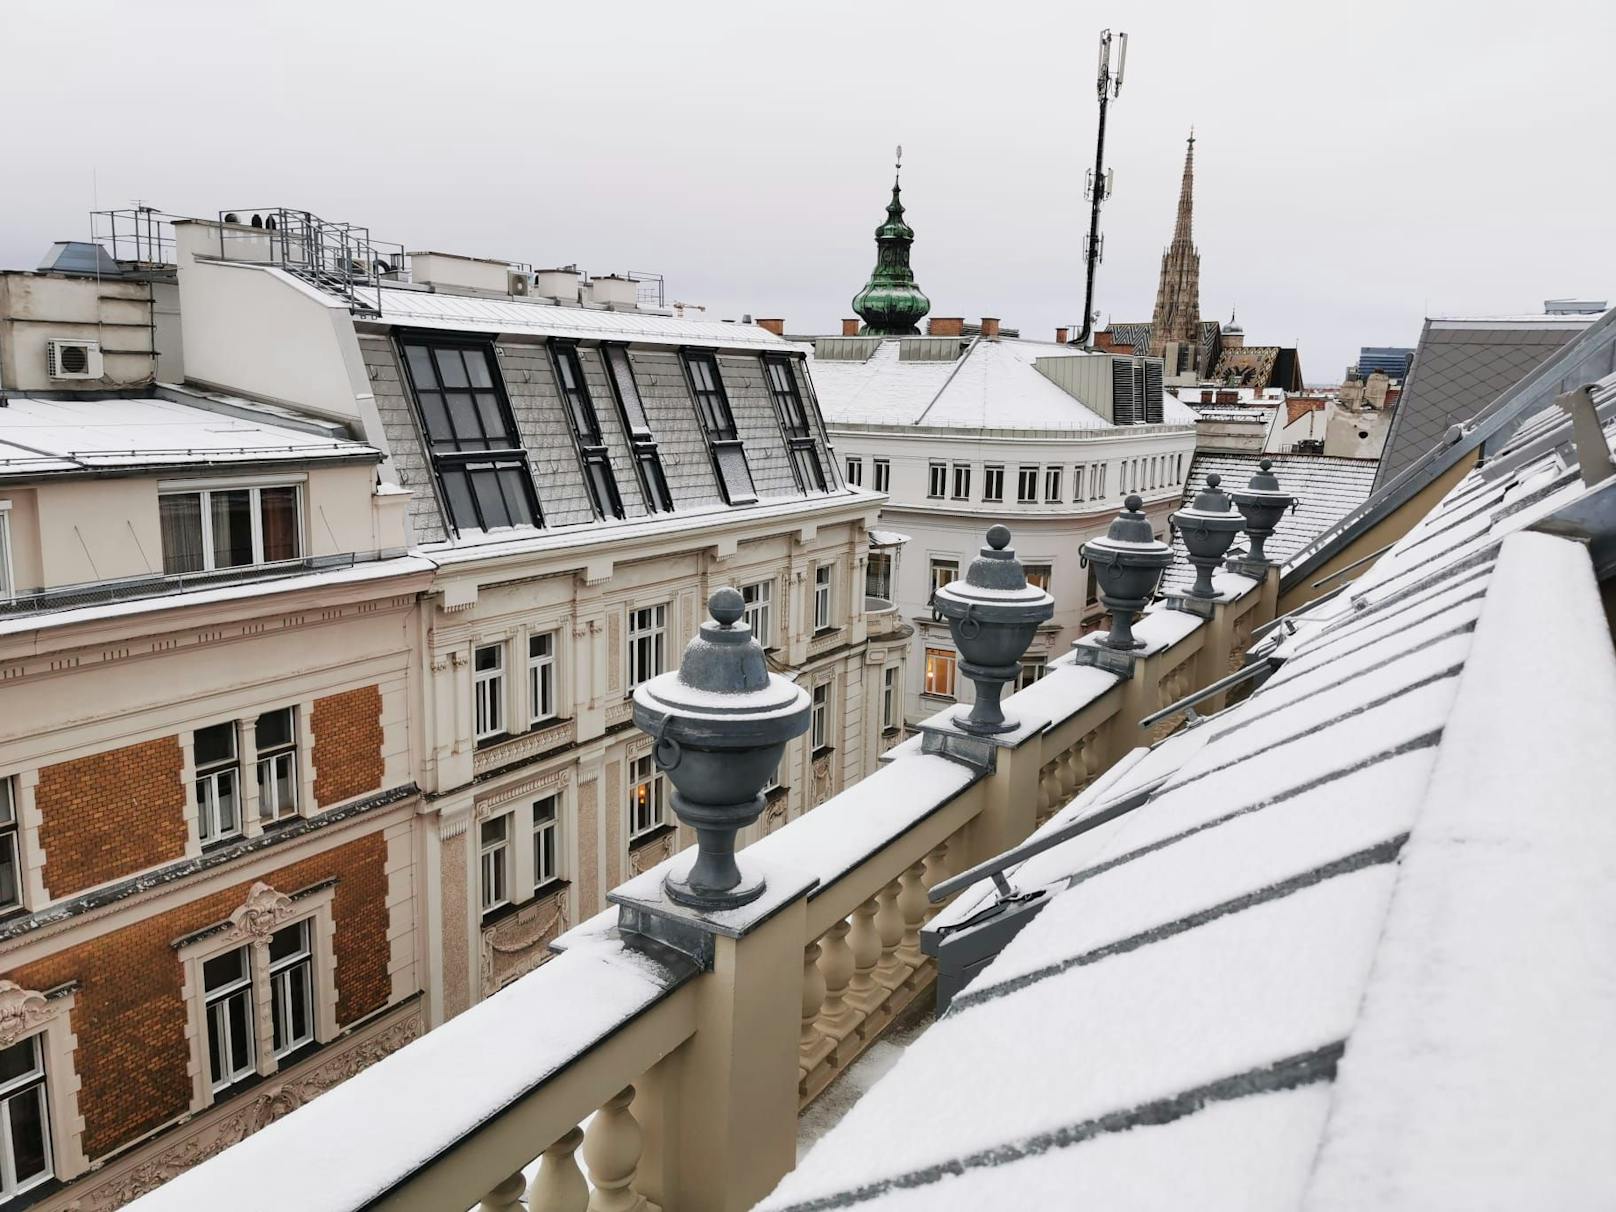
[508,270,536,297]
[46,339,104,380]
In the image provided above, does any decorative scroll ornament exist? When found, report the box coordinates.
[0,982,52,1049]
[227,882,297,943]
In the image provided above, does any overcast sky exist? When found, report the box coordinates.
[4,0,1612,382]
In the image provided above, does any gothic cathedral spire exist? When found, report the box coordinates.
[1149,131,1201,365]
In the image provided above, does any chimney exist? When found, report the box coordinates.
[980,317,1001,340]
[1056,326,1070,345]
[842,318,861,336]
[756,318,784,336]
[928,317,964,337]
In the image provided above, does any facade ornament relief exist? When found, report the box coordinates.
[225,883,297,943]
[480,895,570,995]
[0,982,52,1049]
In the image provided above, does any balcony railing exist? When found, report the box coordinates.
[128,572,1274,1212]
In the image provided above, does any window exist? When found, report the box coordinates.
[951,463,972,500]
[529,632,557,724]
[203,946,255,1092]
[866,551,893,601]
[811,682,831,751]
[983,465,1005,503]
[924,648,957,698]
[1176,453,1184,483]
[479,815,512,917]
[532,794,560,889]
[1017,466,1039,504]
[1044,466,1062,503]
[0,1035,51,1199]
[1098,464,1108,498]
[255,708,298,822]
[683,353,757,505]
[194,722,241,846]
[882,665,900,732]
[603,344,674,513]
[846,456,863,486]
[628,754,667,841]
[400,338,540,534]
[929,558,958,601]
[1074,466,1085,501]
[552,343,625,521]
[741,581,773,647]
[927,462,946,499]
[0,507,13,600]
[764,357,827,493]
[269,920,315,1059]
[1023,563,1052,592]
[159,484,303,575]
[813,565,833,631]
[474,643,506,742]
[628,605,668,689]
[1017,659,1048,691]
[872,459,891,493]
[1086,563,1099,607]
[0,778,20,914]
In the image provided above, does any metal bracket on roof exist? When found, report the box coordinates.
[919,727,998,773]
[1137,655,1278,730]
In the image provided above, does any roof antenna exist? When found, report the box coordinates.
[1074,29,1126,349]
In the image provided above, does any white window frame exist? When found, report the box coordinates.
[872,458,891,493]
[528,632,558,725]
[882,665,900,732]
[268,919,316,1059]
[929,558,958,600]
[811,682,832,751]
[479,813,513,917]
[927,461,946,499]
[202,945,256,1093]
[741,580,773,647]
[628,754,667,842]
[983,465,1004,503]
[628,604,668,690]
[532,793,561,890]
[255,707,299,823]
[951,463,971,500]
[1044,466,1062,503]
[0,776,21,915]
[1017,659,1048,691]
[813,565,833,632]
[0,504,13,602]
[1074,465,1085,501]
[0,1035,52,1201]
[845,456,863,486]
[924,647,958,698]
[473,643,506,742]
[1023,563,1052,592]
[1017,466,1039,504]
[194,722,242,846]
[158,482,305,574]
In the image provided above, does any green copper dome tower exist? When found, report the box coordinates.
[852,147,931,335]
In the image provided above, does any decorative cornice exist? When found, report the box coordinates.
[0,981,53,1049]
[475,765,571,817]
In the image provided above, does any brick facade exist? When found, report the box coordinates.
[4,831,391,1161]
[311,686,384,808]
[35,737,188,898]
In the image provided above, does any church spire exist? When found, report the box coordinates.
[1149,130,1202,365]
[852,146,931,336]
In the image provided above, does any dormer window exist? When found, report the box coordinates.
[764,356,827,493]
[398,337,541,535]
[682,352,758,505]
[602,344,674,514]
[551,343,625,521]
[159,483,302,575]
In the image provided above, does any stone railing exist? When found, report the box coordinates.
[863,596,906,639]
[128,574,1275,1212]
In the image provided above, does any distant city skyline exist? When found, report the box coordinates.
[3,0,1611,382]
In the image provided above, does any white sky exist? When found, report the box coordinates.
[3,0,1612,382]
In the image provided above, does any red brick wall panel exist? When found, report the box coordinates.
[311,686,384,808]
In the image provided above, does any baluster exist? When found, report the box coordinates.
[529,1125,589,1212]
[800,940,829,1084]
[846,897,882,1014]
[897,860,928,969]
[874,879,906,991]
[923,841,951,920]
[815,919,857,1038]
[584,1086,655,1212]
[1066,742,1086,796]
[481,1171,527,1212]
[1082,734,1101,786]
[1036,764,1056,822]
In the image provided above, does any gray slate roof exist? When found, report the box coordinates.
[1159,453,1377,594]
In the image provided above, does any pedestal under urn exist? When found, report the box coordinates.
[930,525,1054,735]
[632,588,810,909]
[1080,495,1174,650]
[1170,473,1245,598]
[1229,458,1298,566]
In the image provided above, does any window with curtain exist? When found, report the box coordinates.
[160,485,303,575]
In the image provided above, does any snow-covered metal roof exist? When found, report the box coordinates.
[759,369,1616,1211]
[0,396,377,477]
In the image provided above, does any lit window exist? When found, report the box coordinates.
[203,946,255,1092]
[882,665,900,732]
[628,754,667,841]
[479,814,512,917]
[951,464,972,500]
[159,485,303,575]
[0,1035,51,1198]
[1017,466,1039,504]
[529,632,557,724]
[741,581,773,647]
[924,648,957,698]
[866,551,892,601]
[628,605,668,688]
[255,707,298,822]
[533,794,560,888]
[400,338,540,533]
[983,465,1005,503]
[474,643,506,742]
[552,343,624,521]
[872,459,891,493]
[1023,563,1052,592]
[927,462,946,499]
[811,682,832,750]
[0,778,21,913]
[603,344,674,513]
[269,920,315,1058]
[814,565,833,631]
[929,558,958,601]
[1044,466,1062,502]
[194,722,241,845]
[846,456,863,486]
[1017,659,1047,691]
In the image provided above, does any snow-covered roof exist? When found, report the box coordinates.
[370,285,791,352]
[0,396,376,477]
[759,371,1616,1211]
[809,338,1119,432]
[1192,407,1272,423]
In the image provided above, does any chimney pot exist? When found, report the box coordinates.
[756,318,784,336]
[981,317,1001,339]
[1056,326,1070,344]
[842,318,861,336]
[928,316,964,337]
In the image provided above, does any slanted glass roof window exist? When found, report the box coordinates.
[764,355,827,493]
[400,338,541,534]
[682,351,757,505]
[603,344,674,513]
[551,343,624,520]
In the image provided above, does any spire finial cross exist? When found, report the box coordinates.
[894,144,903,187]
[1188,126,1195,149]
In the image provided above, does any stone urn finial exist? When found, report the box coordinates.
[632,588,810,909]
[1229,458,1298,566]
[1080,495,1174,650]
[1169,473,1244,599]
